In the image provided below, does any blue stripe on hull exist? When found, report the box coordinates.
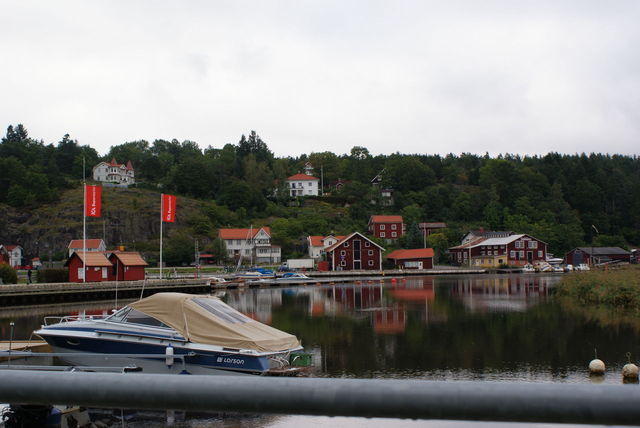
[40,333,270,373]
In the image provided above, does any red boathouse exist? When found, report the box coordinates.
[108,252,148,281]
[386,248,435,269]
[65,251,114,283]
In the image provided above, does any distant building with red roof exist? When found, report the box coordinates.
[286,162,319,196]
[0,245,24,268]
[368,215,405,242]
[386,248,434,269]
[68,239,106,257]
[92,158,135,186]
[218,227,280,263]
[307,235,346,259]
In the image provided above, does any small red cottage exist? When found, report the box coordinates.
[108,252,148,281]
[65,251,114,283]
[324,232,385,271]
[368,215,405,241]
[386,248,434,269]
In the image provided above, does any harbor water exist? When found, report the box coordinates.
[2,273,639,427]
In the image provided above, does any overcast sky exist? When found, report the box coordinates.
[1,1,639,157]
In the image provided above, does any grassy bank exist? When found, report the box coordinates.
[555,265,640,311]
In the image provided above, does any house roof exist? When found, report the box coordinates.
[65,251,112,267]
[369,215,403,224]
[449,237,491,250]
[324,232,385,253]
[287,173,319,181]
[387,248,435,260]
[574,247,631,256]
[218,227,271,240]
[3,245,21,251]
[450,234,547,250]
[308,235,346,247]
[68,239,105,249]
[109,251,148,266]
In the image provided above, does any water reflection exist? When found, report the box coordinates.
[2,274,639,385]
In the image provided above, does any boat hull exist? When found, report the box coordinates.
[37,330,273,376]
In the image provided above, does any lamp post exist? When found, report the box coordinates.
[591,225,599,266]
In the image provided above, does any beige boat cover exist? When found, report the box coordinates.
[128,293,301,352]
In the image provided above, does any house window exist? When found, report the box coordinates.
[515,241,523,249]
[102,267,108,279]
[529,241,538,249]
[519,250,525,258]
[368,260,374,266]
[380,232,385,238]
[365,241,370,247]
[308,182,312,186]
[510,250,515,258]
[340,250,346,256]
[391,224,397,230]
[368,250,374,256]
[538,250,543,258]
[380,225,386,230]
[340,260,346,266]
[481,251,485,255]
[344,242,349,248]
[391,232,397,237]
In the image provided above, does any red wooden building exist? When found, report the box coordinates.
[448,233,547,267]
[386,248,435,269]
[368,215,405,241]
[65,251,114,283]
[564,247,631,266]
[324,232,385,271]
[108,252,148,281]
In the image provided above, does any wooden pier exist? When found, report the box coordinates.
[0,269,486,306]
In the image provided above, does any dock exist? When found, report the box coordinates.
[0,268,486,306]
[0,341,51,360]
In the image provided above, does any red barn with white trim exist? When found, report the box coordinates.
[324,232,385,271]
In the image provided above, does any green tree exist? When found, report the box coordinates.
[426,232,450,264]
[0,264,18,284]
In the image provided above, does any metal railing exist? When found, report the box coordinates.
[1,370,640,425]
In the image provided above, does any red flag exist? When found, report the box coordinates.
[84,185,102,217]
[162,194,177,223]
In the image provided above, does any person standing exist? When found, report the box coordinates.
[27,268,32,284]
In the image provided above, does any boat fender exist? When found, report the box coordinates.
[165,346,174,367]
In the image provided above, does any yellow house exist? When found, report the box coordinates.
[470,254,507,268]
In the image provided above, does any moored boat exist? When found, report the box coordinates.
[34,293,305,375]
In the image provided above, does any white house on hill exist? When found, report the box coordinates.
[287,163,319,197]
[93,158,135,186]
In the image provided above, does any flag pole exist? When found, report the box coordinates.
[83,156,86,283]
[160,194,163,280]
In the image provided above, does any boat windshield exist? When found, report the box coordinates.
[193,298,251,324]
[106,307,171,328]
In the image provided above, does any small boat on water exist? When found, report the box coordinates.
[278,272,312,280]
[34,293,305,375]
[522,264,536,273]
[205,276,228,286]
[235,268,275,280]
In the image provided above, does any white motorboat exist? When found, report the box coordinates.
[34,293,305,375]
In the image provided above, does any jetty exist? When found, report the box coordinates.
[0,268,486,306]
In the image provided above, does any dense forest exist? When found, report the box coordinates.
[1,124,639,262]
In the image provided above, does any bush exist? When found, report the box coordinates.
[37,268,69,283]
[0,264,18,284]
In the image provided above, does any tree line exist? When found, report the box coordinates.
[1,124,639,259]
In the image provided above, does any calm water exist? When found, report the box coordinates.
[2,274,639,427]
